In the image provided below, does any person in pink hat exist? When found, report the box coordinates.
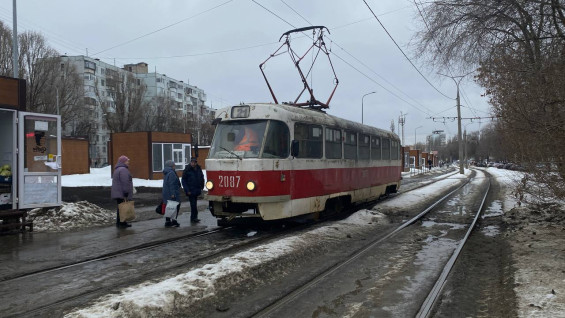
[111,155,133,228]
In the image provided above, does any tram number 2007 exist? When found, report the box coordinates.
[219,176,240,188]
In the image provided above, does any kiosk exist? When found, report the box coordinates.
[0,76,62,232]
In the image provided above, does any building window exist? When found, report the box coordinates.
[152,143,191,172]
[294,123,322,159]
[325,127,342,159]
[84,61,96,70]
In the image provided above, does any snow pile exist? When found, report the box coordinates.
[27,201,114,232]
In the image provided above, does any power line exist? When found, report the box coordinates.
[331,50,431,115]
[363,0,452,100]
[252,0,296,29]
[412,0,486,117]
[328,38,434,115]
[257,0,435,115]
[280,0,312,25]
[0,8,88,55]
[100,41,280,60]
[92,0,234,56]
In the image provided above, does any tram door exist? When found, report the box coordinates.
[17,112,62,209]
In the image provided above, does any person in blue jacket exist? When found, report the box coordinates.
[162,160,181,227]
[182,157,205,223]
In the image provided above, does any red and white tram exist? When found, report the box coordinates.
[204,103,402,224]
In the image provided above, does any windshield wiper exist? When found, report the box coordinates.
[220,147,242,160]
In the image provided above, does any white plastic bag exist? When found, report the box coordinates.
[164,200,179,218]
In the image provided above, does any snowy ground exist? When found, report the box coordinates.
[28,167,565,317]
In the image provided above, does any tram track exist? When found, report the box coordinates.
[2,169,465,317]
[0,224,305,317]
[250,170,490,317]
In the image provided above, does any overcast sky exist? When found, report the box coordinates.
[0,0,493,145]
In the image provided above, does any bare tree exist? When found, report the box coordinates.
[0,25,82,128]
[0,21,13,76]
[413,0,565,199]
[95,72,148,133]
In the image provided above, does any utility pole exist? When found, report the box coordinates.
[398,112,407,146]
[439,73,471,175]
[455,81,463,174]
[12,0,18,78]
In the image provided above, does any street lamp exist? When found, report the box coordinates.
[414,125,422,147]
[361,91,376,124]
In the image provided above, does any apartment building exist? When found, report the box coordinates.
[61,56,211,166]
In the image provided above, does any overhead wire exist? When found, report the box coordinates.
[254,0,435,116]
[92,0,235,56]
[0,7,88,55]
[101,41,280,60]
[362,0,451,100]
[412,0,487,118]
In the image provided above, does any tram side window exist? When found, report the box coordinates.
[359,134,370,160]
[294,123,322,158]
[263,120,290,158]
[371,136,381,160]
[325,128,342,159]
[382,138,391,160]
[391,140,399,160]
[344,130,357,160]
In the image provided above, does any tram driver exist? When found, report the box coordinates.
[234,127,259,152]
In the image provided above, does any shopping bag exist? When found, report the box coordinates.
[164,200,179,218]
[118,199,136,222]
[155,201,165,215]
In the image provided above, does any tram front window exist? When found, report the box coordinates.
[210,121,267,159]
[209,120,289,159]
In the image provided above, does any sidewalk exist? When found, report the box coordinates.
[0,200,217,281]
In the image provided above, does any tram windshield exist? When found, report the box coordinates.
[209,120,289,159]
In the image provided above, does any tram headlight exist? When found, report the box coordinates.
[246,181,256,191]
[205,180,214,190]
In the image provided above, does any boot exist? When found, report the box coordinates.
[165,217,172,228]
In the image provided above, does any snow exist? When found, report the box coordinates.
[54,166,563,317]
[61,166,208,188]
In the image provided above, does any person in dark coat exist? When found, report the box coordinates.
[162,160,181,227]
[182,157,205,223]
[111,155,133,228]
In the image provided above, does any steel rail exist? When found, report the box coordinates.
[416,178,491,318]
[252,176,471,318]
[0,227,230,283]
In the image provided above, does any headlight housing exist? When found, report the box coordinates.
[246,181,256,191]
[205,180,214,190]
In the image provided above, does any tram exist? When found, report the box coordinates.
[204,103,402,224]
